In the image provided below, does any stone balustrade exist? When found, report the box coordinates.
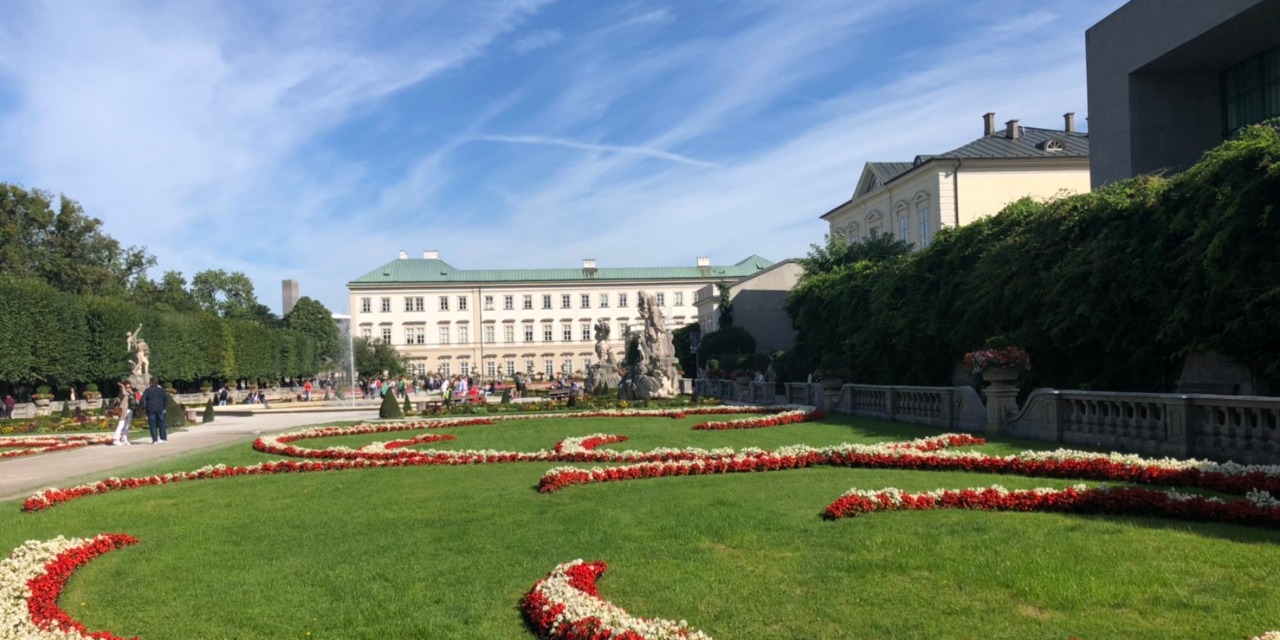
[1006,389,1280,463]
[824,384,987,432]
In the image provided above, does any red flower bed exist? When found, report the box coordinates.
[691,407,824,430]
[27,533,139,639]
[822,484,1280,529]
[0,435,110,460]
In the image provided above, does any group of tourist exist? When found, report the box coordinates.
[110,376,170,446]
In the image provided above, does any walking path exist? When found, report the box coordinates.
[0,407,376,504]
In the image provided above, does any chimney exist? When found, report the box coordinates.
[696,256,710,267]
[1064,112,1076,133]
[983,112,996,136]
[1005,119,1021,140]
[424,250,439,260]
[583,258,596,270]
[398,250,408,260]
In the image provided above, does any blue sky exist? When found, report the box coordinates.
[0,0,1127,314]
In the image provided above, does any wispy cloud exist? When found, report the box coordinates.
[471,134,723,168]
[0,0,1129,314]
[510,28,563,54]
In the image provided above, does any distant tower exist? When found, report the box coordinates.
[282,279,300,316]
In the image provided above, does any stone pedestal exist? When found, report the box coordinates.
[33,398,51,417]
[983,367,1020,436]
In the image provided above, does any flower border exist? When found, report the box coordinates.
[0,533,138,640]
[0,436,111,460]
[522,559,712,640]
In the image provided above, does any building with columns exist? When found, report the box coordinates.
[347,250,773,379]
[821,113,1090,245]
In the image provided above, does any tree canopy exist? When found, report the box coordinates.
[285,297,341,362]
[0,184,153,296]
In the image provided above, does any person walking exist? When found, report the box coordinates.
[2,393,13,419]
[141,376,169,444]
[112,382,135,446]
[304,379,313,401]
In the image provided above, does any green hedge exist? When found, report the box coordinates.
[788,122,1280,393]
[0,277,322,390]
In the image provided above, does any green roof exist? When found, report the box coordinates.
[349,255,774,285]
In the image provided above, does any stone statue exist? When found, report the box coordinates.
[593,318,613,363]
[585,319,621,392]
[619,291,679,400]
[126,325,150,376]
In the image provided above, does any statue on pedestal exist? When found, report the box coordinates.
[126,325,150,376]
[619,291,679,400]
[585,318,621,392]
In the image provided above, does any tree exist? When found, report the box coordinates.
[796,233,913,280]
[353,337,406,379]
[0,183,153,296]
[130,271,202,313]
[191,269,269,321]
[717,283,734,329]
[284,297,340,362]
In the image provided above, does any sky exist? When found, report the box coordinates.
[0,0,1128,315]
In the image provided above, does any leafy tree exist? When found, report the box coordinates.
[130,271,202,313]
[0,184,153,296]
[698,327,757,369]
[191,269,274,323]
[353,337,406,379]
[716,283,734,328]
[284,297,340,362]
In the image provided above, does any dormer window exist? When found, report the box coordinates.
[1041,138,1065,153]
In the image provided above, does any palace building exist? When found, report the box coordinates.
[347,250,773,379]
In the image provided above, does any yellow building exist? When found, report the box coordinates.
[821,113,1090,245]
[347,251,773,379]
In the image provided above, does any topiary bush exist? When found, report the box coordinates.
[166,393,187,428]
[402,393,412,416]
[202,398,215,423]
[379,389,403,419]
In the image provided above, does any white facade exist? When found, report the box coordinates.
[348,253,769,379]
[822,116,1091,245]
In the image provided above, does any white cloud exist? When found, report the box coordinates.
[0,0,1128,316]
[511,28,563,54]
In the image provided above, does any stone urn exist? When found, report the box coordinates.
[982,367,1020,385]
[982,367,1022,435]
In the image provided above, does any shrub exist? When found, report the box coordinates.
[401,393,412,416]
[166,394,188,428]
[379,389,403,419]
[59,402,72,418]
[202,398,215,423]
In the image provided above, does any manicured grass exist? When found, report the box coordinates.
[1,413,1277,639]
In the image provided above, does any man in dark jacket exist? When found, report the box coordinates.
[141,376,169,444]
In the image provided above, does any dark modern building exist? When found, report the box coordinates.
[1086,0,1280,187]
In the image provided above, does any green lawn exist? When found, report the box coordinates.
[2,413,1277,639]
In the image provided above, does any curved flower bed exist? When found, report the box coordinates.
[0,533,138,640]
[253,406,823,460]
[823,484,1280,528]
[0,436,111,460]
[537,437,1280,497]
[691,407,823,430]
[522,559,712,640]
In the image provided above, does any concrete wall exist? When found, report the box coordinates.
[1086,0,1280,187]
[728,261,804,353]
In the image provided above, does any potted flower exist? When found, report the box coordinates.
[30,385,53,405]
[963,336,1032,384]
[817,355,850,390]
[83,383,102,400]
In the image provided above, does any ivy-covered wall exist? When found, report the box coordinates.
[787,122,1280,394]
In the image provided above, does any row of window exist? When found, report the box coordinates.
[406,356,614,378]
[362,319,654,346]
[359,291,686,314]
[842,202,931,247]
